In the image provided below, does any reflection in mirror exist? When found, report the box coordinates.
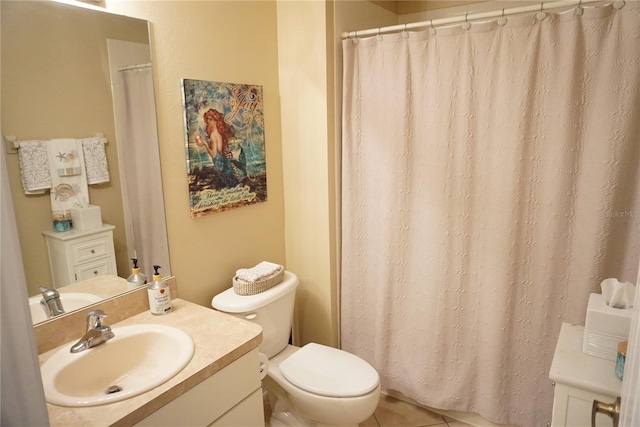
[27,275,126,325]
[1,0,170,324]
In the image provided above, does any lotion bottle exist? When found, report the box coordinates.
[127,258,148,290]
[147,265,172,315]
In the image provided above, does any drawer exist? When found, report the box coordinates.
[70,235,111,263]
[74,258,114,281]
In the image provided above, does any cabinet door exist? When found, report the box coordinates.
[135,350,261,426]
[552,383,617,427]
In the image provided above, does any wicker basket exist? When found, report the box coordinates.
[233,265,285,296]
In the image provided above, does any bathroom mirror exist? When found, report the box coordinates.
[1,0,171,324]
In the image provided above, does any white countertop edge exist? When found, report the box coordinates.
[549,323,622,397]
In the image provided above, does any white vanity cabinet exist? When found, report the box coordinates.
[549,323,621,427]
[42,224,117,288]
[135,348,264,427]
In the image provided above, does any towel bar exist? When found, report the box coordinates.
[4,133,107,154]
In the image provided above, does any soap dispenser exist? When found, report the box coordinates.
[147,265,172,315]
[127,258,148,290]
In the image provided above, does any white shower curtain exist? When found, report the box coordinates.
[341,3,640,426]
[120,68,170,276]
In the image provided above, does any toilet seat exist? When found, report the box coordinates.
[279,343,379,398]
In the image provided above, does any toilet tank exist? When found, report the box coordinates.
[211,271,299,358]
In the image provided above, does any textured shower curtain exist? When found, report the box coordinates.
[121,69,170,276]
[341,3,640,426]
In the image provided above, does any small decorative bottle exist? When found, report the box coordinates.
[147,265,172,315]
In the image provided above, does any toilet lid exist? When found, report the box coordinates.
[279,343,379,398]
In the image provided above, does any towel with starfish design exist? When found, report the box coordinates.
[48,139,89,212]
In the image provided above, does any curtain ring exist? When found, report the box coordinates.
[402,23,409,38]
[575,0,584,15]
[352,30,359,44]
[462,13,471,30]
[613,0,625,10]
[377,27,383,41]
[498,9,507,26]
[429,19,437,35]
[537,3,548,20]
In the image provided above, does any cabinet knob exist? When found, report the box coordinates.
[90,249,95,254]
[93,270,98,275]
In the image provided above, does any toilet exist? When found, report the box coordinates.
[212,271,380,427]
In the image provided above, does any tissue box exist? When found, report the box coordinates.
[583,293,633,360]
[70,205,102,230]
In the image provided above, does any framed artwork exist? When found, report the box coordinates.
[182,79,267,217]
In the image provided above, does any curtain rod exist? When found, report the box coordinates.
[118,63,152,72]
[341,0,620,39]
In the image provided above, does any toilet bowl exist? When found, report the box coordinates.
[211,271,380,427]
[265,344,380,427]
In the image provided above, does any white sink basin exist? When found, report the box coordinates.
[40,324,195,407]
[29,292,102,324]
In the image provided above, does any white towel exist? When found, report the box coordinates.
[81,137,110,184]
[48,139,90,212]
[236,261,282,283]
[18,140,51,194]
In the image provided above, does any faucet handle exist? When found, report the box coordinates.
[38,286,59,301]
[39,286,65,318]
[86,309,108,330]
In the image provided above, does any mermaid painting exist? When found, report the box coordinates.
[195,108,248,187]
[182,79,267,217]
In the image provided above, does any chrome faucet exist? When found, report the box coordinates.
[70,309,115,353]
[39,286,65,319]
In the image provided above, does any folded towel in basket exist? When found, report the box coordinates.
[236,261,282,283]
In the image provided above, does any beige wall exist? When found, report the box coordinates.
[275,0,399,347]
[277,0,337,347]
[273,0,407,347]
[1,1,145,296]
[105,1,286,309]
[5,0,484,346]
[103,0,423,347]
[105,0,400,348]
[398,1,483,15]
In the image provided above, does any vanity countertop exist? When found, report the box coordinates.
[55,274,128,300]
[40,299,263,426]
[549,322,621,397]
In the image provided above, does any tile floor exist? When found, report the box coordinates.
[264,392,474,427]
[359,394,474,427]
